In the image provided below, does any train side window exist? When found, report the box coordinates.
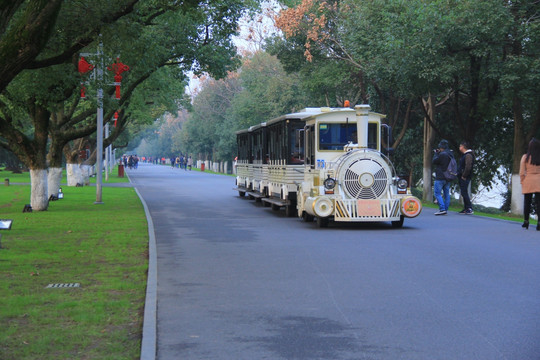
[367,122,378,150]
[290,128,304,164]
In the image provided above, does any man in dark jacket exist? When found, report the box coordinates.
[433,139,453,215]
[458,141,474,214]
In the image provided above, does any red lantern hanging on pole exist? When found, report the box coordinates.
[114,111,119,127]
[107,58,130,99]
[78,57,94,98]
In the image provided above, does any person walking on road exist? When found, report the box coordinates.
[520,138,540,230]
[433,140,453,215]
[187,156,193,171]
[458,141,475,215]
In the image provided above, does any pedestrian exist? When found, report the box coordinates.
[519,138,540,230]
[170,156,175,168]
[457,141,474,215]
[175,156,180,168]
[183,156,188,170]
[187,156,192,171]
[432,139,453,215]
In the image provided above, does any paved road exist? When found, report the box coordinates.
[129,163,540,360]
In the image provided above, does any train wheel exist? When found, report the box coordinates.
[285,199,297,217]
[391,216,404,228]
[238,191,245,197]
[302,211,314,222]
[316,217,329,228]
[285,204,294,217]
[271,203,280,211]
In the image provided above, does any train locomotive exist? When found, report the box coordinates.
[234,104,422,227]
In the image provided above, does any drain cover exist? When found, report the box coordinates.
[46,283,80,288]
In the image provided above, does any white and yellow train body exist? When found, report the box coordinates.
[235,104,422,227]
[235,112,310,215]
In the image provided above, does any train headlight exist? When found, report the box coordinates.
[324,177,336,190]
[397,178,408,194]
[313,197,334,217]
[401,196,422,218]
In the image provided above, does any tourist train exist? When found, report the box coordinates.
[234,104,422,227]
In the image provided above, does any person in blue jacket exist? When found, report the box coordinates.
[433,140,453,215]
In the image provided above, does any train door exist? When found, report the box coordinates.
[304,125,315,169]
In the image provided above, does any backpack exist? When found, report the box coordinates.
[444,155,458,181]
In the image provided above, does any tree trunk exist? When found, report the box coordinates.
[30,169,48,211]
[66,163,85,186]
[422,94,436,202]
[4,104,52,211]
[47,167,62,197]
[63,139,86,186]
[510,96,526,214]
[81,164,94,186]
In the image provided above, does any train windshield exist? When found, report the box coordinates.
[318,123,356,150]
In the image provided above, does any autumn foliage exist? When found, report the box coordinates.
[275,0,336,62]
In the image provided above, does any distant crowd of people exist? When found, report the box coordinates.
[122,155,139,169]
[170,154,193,170]
[121,155,193,167]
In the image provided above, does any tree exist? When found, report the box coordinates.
[500,0,540,214]
[183,75,242,161]
[273,0,536,209]
[0,0,256,210]
[181,51,310,162]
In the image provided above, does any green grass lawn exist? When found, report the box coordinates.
[0,184,147,360]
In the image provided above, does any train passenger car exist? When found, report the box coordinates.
[235,104,422,228]
[235,111,313,215]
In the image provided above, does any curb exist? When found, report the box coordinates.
[135,186,158,360]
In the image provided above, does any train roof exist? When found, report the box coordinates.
[265,107,354,126]
[235,105,385,134]
[248,122,266,132]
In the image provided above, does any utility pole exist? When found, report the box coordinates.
[95,36,104,204]
[78,35,128,204]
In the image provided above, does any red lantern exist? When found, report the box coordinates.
[78,57,94,74]
[78,57,94,98]
[114,111,119,127]
[108,58,130,99]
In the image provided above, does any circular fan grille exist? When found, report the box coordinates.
[341,157,389,199]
